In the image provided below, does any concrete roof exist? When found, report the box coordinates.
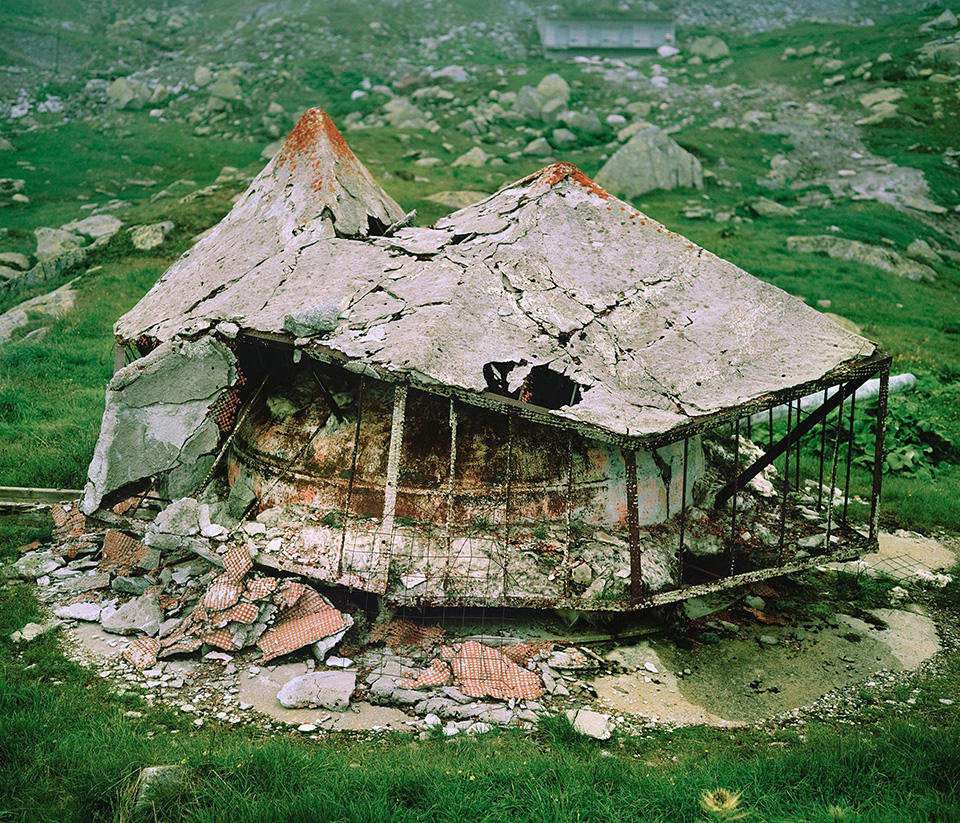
[117,108,876,442]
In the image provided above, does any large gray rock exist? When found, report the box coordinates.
[133,765,187,814]
[0,252,29,270]
[921,9,958,32]
[106,77,151,110]
[82,337,236,513]
[559,109,603,134]
[514,86,543,120]
[536,73,571,106]
[277,671,356,710]
[62,214,124,243]
[34,227,85,262]
[787,236,938,282]
[688,36,730,61]
[102,594,162,636]
[594,126,703,198]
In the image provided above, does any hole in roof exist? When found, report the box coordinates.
[484,362,582,409]
[367,214,389,237]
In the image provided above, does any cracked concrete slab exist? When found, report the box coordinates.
[111,109,875,445]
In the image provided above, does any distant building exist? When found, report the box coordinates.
[537,14,675,59]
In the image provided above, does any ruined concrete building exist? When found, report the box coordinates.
[83,108,890,612]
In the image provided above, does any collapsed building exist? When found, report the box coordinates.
[82,107,890,619]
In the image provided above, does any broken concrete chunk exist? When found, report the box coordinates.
[566,708,614,739]
[277,670,356,710]
[82,338,236,514]
[153,498,201,536]
[55,602,104,622]
[284,304,340,337]
[102,594,163,636]
[11,552,63,579]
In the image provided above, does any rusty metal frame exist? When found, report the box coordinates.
[226,332,890,611]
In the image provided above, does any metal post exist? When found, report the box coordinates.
[843,391,856,522]
[623,448,642,602]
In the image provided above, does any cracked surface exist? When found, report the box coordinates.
[116,111,875,442]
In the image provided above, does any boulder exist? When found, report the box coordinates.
[513,86,543,120]
[451,147,490,168]
[381,98,432,130]
[106,77,151,110]
[11,619,62,643]
[194,66,213,87]
[565,709,614,740]
[277,671,356,710]
[61,214,124,243]
[431,65,470,83]
[536,73,571,106]
[920,9,958,32]
[208,73,242,102]
[11,551,62,579]
[102,594,163,636]
[749,197,797,218]
[523,137,553,157]
[130,221,174,250]
[34,227,85,261]
[594,126,703,198]
[559,109,603,134]
[787,236,938,282]
[688,36,730,61]
[0,252,30,270]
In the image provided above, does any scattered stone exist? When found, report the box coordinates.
[750,197,797,219]
[35,227,85,261]
[594,126,703,198]
[744,595,766,611]
[757,635,779,647]
[194,66,213,87]
[101,594,163,636]
[787,236,938,282]
[62,214,124,243]
[54,602,105,622]
[130,221,174,251]
[0,252,30,270]
[566,709,614,740]
[277,671,356,710]
[451,147,490,168]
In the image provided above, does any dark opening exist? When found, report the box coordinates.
[483,362,582,409]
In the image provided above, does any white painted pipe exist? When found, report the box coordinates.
[749,373,916,425]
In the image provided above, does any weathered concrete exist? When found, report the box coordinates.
[102,594,163,636]
[113,110,874,444]
[82,338,236,513]
[277,670,356,710]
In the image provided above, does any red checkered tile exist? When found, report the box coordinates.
[369,618,446,651]
[278,587,330,621]
[501,642,555,667]
[398,658,451,690]
[222,544,253,583]
[441,641,543,700]
[258,610,349,662]
[245,576,278,600]
[51,503,85,541]
[272,581,306,609]
[202,576,242,610]
[158,637,203,657]
[124,637,161,669]
[99,529,146,574]
[201,628,242,651]
[208,602,259,629]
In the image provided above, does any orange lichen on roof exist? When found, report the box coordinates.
[279,107,358,171]
[524,162,613,201]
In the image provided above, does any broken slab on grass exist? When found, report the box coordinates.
[277,670,356,710]
[82,337,237,513]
